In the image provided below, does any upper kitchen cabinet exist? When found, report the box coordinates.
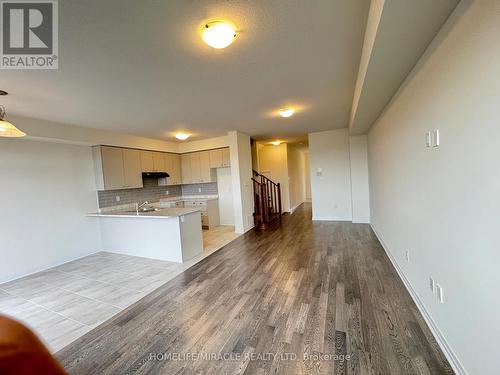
[93,146,143,191]
[209,148,231,168]
[190,152,202,183]
[140,150,166,172]
[181,154,192,184]
[209,149,223,168]
[163,153,181,185]
[122,148,143,188]
[140,151,154,172]
[199,151,213,183]
[222,148,231,167]
[152,152,166,172]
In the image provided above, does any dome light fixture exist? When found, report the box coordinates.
[175,133,190,141]
[279,108,295,118]
[202,21,236,49]
[271,140,282,146]
[0,105,26,137]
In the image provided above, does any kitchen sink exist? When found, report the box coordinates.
[126,207,160,213]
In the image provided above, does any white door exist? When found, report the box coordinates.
[216,167,234,225]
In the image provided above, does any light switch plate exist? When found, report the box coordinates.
[436,284,444,303]
[429,277,435,293]
[433,129,440,147]
[115,196,120,202]
[426,131,432,147]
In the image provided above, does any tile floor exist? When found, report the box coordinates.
[0,225,240,352]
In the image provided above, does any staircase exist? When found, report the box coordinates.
[252,170,282,230]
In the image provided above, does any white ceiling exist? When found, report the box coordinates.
[349,0,459,135]
[1,0,370,142]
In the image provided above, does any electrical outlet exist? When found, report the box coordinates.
[198,188,202,193]
[429,277,435,293]
[165,190,169,195]
[436,284,444,303]
[405,250,410,263]
[115,196,120,202]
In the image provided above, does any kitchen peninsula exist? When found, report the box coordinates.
[88,206,203,263]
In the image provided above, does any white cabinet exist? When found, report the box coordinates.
[93,146,143,191]
[222,148,230,167]
[181,154,192,184]
[122,148,143,189]
[141,150,166,172]
[164,153,181,185]
[208,148,230,168]
[167,199,220,229]
[180,151,217,184]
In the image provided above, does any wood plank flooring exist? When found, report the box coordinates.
[57,204,453,374]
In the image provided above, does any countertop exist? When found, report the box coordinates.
[87,207,202,219]
[160,195,218,202]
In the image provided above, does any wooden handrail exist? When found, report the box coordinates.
[252,170,282,229]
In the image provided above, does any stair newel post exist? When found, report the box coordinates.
[261,183,268,223]
[277,183,282,225]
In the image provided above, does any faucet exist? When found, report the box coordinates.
[135,201,149,214]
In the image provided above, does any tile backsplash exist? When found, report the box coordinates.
[97,178,218,208]
[182,183,218,196]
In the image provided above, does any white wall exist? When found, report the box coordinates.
[216,167,234,225]
[0,139,101,283]
[304,152,311,201]
[287,144,306,212]
[178,135,228,153]
[11,114,179,152]
[368,1,499,374]
[308,129,353,221]
[228,131,254,234]
[349,135,370,223]
[258,143,291,213]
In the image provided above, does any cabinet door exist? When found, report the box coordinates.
[200,151,211,182]
[164,153,173,177]
[171,154,181,185]
[209,149,223,168]
[222,148,231,167]
[122,148,143,189]
[181,154,192,184]
[152,152,165,172]
[190,153,201,183]
[101,146,125,190]
[140,151,154,172]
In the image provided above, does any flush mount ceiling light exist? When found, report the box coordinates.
[202,21,236,49]
[271,140,282,146]
[175,133,190,141]
[0,105,26,137]
[279,108,295,118]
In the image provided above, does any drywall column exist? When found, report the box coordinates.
[349,135,370,223]
[228,131,254,234]
[308,129,353,221]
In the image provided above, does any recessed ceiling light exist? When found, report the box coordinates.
[202,21,236,49]
[175,133,190,141]
[279,108,295,118]
[271,140,282,146]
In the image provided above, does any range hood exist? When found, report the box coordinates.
[142,172,170,178]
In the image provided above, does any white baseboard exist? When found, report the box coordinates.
[312,216,351,222]
[370,224,467,375]
[290,202,304,214]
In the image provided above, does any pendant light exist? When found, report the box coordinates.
[0,105,26,137]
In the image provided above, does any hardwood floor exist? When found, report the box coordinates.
[57,204,453,374]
